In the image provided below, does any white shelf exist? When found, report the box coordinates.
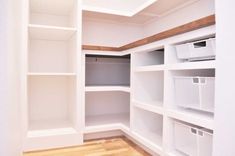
[133,100,164,115]
[29,24,77,41]
[85,86,130,92]
[29,119,73,131]
[85,113,130,128]
[167,60,216,70]
[134,65,165,72]
[28,73,77,76]
[28,127,77,138]
[166,109,214,130]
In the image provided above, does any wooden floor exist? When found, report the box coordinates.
[23,137,151,156]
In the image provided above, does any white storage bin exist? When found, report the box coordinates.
[174,121,213,156]
[174,77,215,113]
[176,38,215,61]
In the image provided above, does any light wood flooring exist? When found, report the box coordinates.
[23,137,151,156]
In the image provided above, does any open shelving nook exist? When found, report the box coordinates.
[132,107,163,148]
[28,31,77,73]
[85,91,130,128]
[23,0,82,151]
[132,47,165,71]
[29,0,77,28]
[132,71,164,108]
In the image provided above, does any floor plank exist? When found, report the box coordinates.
[23,137,151,156]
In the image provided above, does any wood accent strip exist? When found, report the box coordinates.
[82,14,215,52]
[82,45,121,51]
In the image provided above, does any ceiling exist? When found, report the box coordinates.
[82,0,157,16]
[83,0,199,24]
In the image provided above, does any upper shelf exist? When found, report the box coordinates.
[29,24,77,41]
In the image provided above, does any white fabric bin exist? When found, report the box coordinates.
[174,121,213,156]
[176,38,215,61]
[174,77,215,113]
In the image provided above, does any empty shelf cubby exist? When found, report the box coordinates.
[29,0,77,27]
[85,91,130,127]
[28,75,77,131]
[132,107,163,147]
[132,48,164,67]
[132,71,164,107]
[85,54,130,86]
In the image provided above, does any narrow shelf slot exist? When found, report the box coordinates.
[133,107,163,147]
[132,71,164,107]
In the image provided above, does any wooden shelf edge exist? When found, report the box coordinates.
[82,45,121,51]
[82,14,215,51]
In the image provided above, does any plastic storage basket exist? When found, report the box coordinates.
[176,38,216,61]
[174,77,215,113]
[174,121,213,156]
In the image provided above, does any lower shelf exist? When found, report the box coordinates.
[29,119,73,131]
[85,113,130,127]
[28,127,77,138]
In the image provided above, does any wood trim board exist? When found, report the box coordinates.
[82,14,215,52]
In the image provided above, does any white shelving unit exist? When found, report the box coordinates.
[84,54,131,135]
[23,0,83,151]
[21,0,216,155]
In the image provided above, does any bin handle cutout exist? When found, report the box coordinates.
[192,77,199,84]
[200,78,206,84]
[193,40,207,48]
[191,128,197,135]
[198,130,204,137]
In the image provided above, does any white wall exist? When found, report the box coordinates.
[82,19,144,47]
[143,0,215,37]
[0,0,22,155]
[213,1,235,156]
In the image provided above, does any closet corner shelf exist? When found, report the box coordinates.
[166,109,214,130]
[85,113,130,131]
[166,60,216,70]
[27,73,77,76]
[28,24,77,41]
[134,65,165,72]
[132,100,164,115]
[85,86,130,92]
